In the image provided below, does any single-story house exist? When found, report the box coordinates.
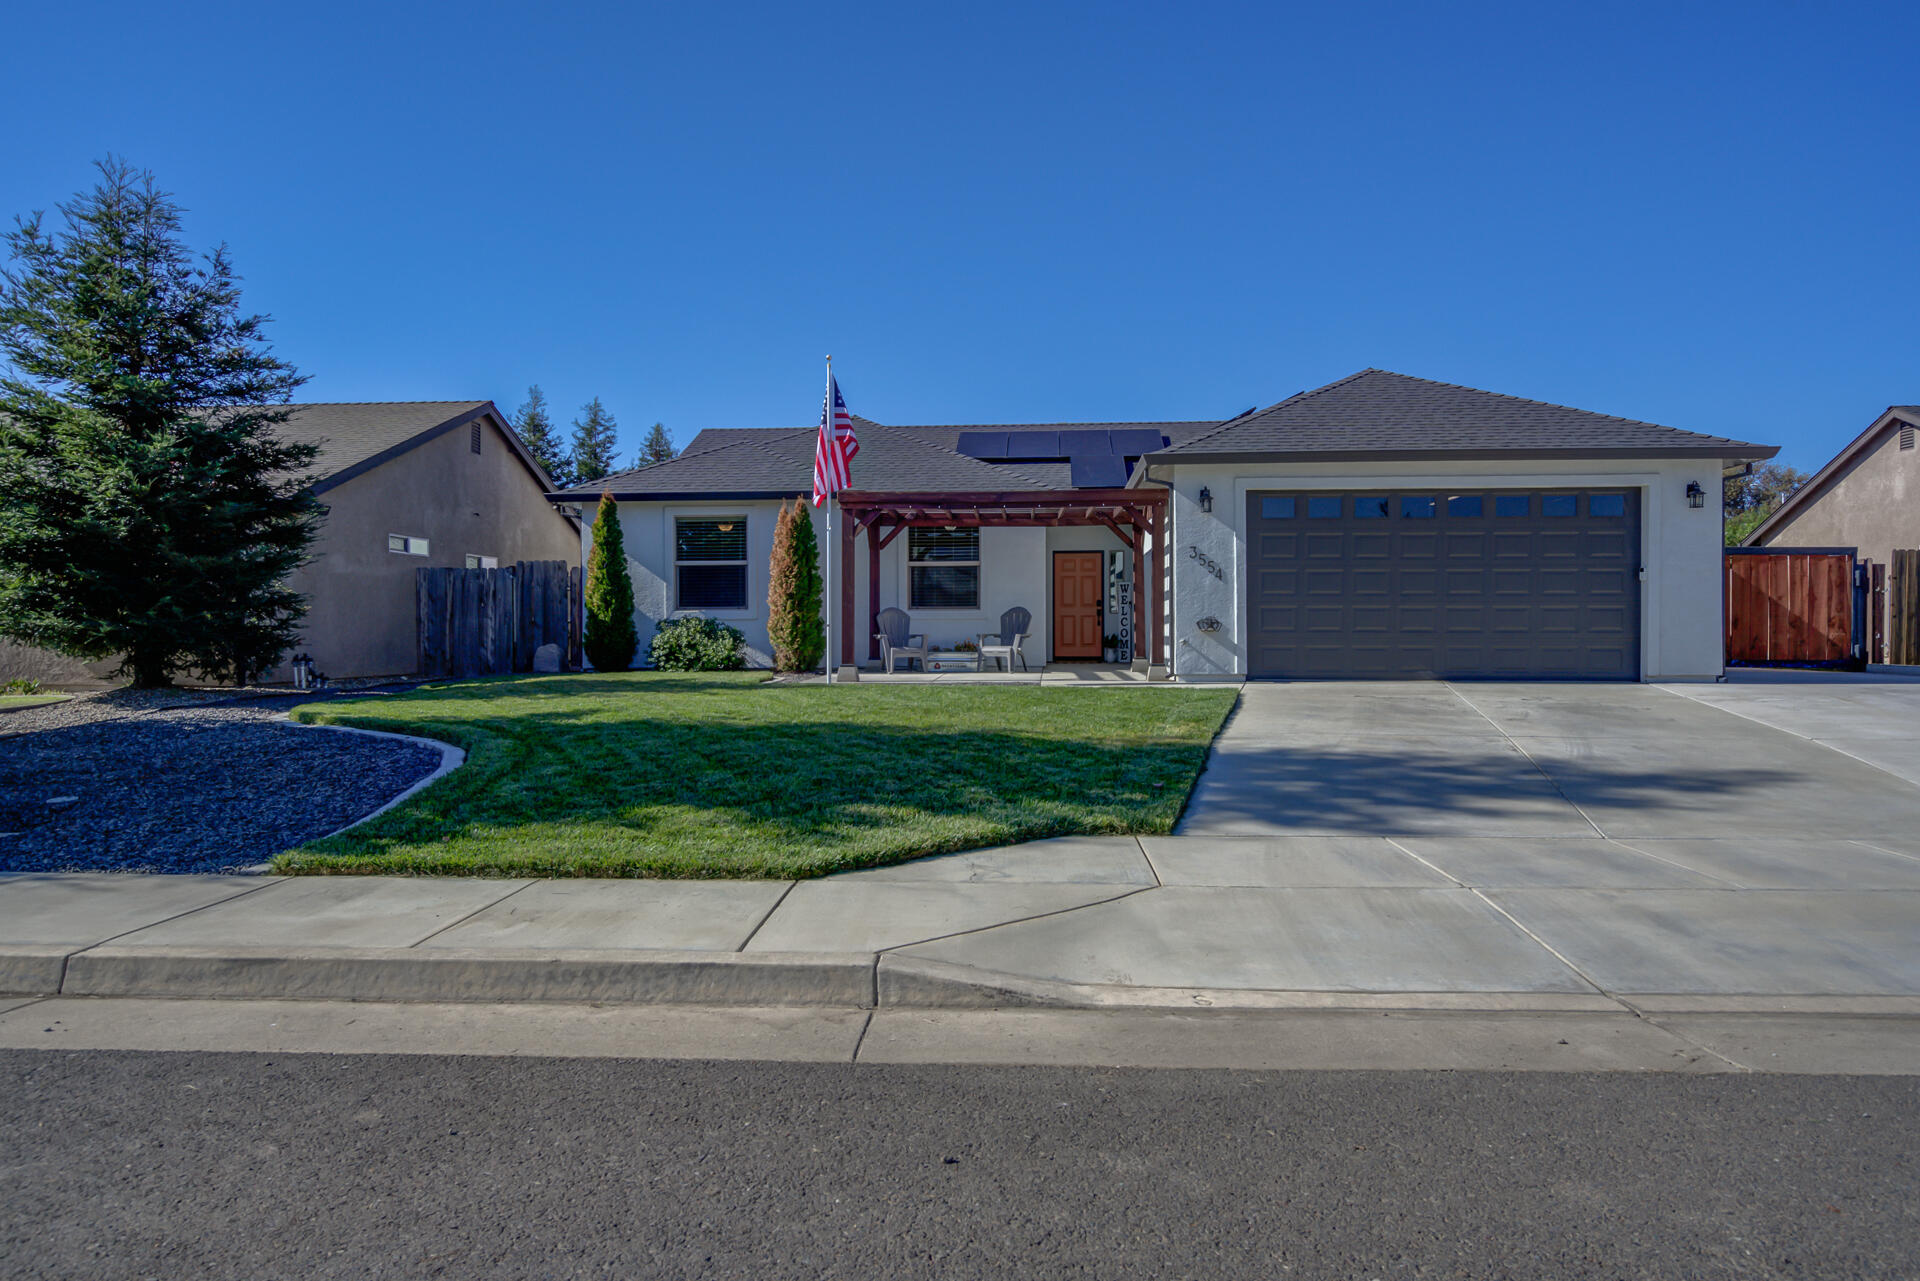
[1742,403,1920,574]
[0,400,579,686]
[549,369,1776,681]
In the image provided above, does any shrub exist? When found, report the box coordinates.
[766,499,824,672]
[582,490,639,672]
[3,677,43,695]
[650,617,746,671]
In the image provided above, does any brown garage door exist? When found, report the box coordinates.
[1247,489,1641,679]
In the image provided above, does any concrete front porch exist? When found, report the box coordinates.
[813,662,1178,685]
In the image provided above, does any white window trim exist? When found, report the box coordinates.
[465,554,498,569]
[674,514,751,614]
[388,534,429,556]
[907,527,983,611]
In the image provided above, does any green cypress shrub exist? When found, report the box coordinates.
[582,490,639,671]
[766,500,825,671]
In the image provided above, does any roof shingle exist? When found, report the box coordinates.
[1153,370,1776,461]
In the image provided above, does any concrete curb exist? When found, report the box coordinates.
[9,943,1918,1016]
[0,945,72,995]
[61,946,877,1007]
[876,954,1629,1012]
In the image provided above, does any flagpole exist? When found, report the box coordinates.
[823,354,833,686]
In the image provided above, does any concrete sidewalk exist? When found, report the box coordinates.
[6,832,1919,1016]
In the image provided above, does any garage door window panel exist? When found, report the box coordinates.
[1401,496,1437,519]
[1589,493,1627,517]
[1261,497,1297,519]
[1308,497,1343,519]
[1447,495,1484,517]
[1495,495,1531,518]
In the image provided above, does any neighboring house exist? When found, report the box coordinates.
[1743,405,1920,575]
[0,401,579,686]
[550,369,1776,681]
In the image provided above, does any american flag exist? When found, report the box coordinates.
[811,372,858,506]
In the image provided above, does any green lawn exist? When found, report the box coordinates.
[0,694,69,711]
[279,672,1237,878]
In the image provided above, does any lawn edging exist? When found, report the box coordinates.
[282,717,468,840]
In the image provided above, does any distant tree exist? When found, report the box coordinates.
[582,490,638,671]
[637,421,676,467]
[1724,461,1809,545]
[513,385,569,486]
[766,500,824,672]
[0,158,319,688]
[569,397,620,483]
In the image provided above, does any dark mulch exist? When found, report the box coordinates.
[0,694,443,874]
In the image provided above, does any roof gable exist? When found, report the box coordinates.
[1154,369,1775,461]
[1745,405,1919,545]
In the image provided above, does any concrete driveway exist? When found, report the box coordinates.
[888,676,1920,1005]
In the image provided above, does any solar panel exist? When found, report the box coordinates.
[1003,430,1061,459]
[954,431,1009,459]
[1069,454,1129,488]
[1057,429,1112,454]
[1109,429,1168,456]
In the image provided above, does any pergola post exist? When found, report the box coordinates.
[867,523,881,660]
[839,505,856,673]
[1150,507,1168,677]
[1130,519,1148,674]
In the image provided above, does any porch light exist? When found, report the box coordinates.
[716,522,734,532]
[1685,482,1705,509]
[1198,487,1213,513]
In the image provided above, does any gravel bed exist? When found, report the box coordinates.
[0,689,445,874]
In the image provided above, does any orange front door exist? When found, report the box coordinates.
[1053,552,1104,659]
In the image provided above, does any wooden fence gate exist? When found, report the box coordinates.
[1724,548,1855,665]
[1889,548,1920,666]
[416,560,582,679]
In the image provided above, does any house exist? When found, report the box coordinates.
[548,369,1776,681]
[1742,403,1920,575]
[0,400,579,686]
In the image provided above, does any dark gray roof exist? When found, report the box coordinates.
[1152,370,1777,462]
[263,402,491,484]
[548,416,1217,500]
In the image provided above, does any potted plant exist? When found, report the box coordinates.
[1102,633,1120,663]
[954,639,978,653]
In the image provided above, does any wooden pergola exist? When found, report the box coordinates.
[832,488,1169,669]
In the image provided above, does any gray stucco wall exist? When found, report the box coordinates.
[1757,421,1920,571]
[1,411,579,687]
[282,413,580,681]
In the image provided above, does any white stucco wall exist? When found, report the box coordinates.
[1155,457,1728,682]
[590,501,1139,670]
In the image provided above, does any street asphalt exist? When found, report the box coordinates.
[3,1048,1916,1279]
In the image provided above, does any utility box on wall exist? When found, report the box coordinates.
[1107,550,1133,663]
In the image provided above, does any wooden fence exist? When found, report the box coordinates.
[1890,549,1920,666]
[1724,549,1854,665]
[416,560,582,679]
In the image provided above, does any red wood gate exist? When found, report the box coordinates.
[1724,549,1854,664]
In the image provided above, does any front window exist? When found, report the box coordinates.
[909,527,980,609]
[675,517,747,609]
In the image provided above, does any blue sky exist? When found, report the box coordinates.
[3,1,1915,471]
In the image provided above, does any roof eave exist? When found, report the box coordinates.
[546,489,805,503]
[1143,444,1780,465]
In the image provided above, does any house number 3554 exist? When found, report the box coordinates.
[1187,546,1223,579]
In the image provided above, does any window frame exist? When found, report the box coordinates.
[673,515,750,612]
[907,526,982,611]
[388,534,429,556]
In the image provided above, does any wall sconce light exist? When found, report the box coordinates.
[1685,482,1705,509]
[1198,487,1213,513]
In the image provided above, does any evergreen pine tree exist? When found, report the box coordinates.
[513,385,569,486]
[0,158,318,688]
[638,421,676,467]
[766,500,825,671]
[582,490,639,671]
[569,397,620,483]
